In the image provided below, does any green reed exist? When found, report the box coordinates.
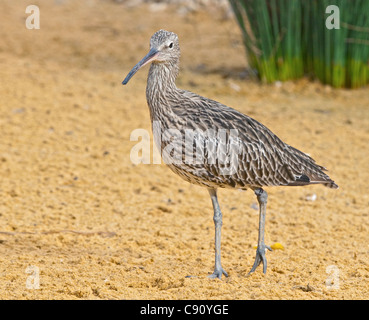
[229,0,369,88]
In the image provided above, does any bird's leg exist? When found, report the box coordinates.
[208,189,228,279]
[249,188,272,274]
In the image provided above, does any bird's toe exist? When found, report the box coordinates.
[208,267,229,279]
[248,243,271,274]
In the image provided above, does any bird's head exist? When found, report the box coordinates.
[122,30,180,85]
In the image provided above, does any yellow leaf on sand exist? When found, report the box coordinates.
[252,243,284,250]
[271,242,285,250]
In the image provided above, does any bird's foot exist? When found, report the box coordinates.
[248,243,272,274]
[208,267,229,279]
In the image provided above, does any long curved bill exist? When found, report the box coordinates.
[122,48,159,85]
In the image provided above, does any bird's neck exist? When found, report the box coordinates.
[146,61,179,121]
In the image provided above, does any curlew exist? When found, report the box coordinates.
[122,30,338,279]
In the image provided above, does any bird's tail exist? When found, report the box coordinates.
[286,146,338,189]
[322,180,338,189]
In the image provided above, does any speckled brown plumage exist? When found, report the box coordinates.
[123,30,338,278]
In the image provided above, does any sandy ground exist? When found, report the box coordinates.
[0,0,368,300]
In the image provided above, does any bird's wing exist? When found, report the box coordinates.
[170,91,337,189]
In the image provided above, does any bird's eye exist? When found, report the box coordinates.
[168,42,173,49]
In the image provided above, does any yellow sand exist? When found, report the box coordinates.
[0,0,368,299]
